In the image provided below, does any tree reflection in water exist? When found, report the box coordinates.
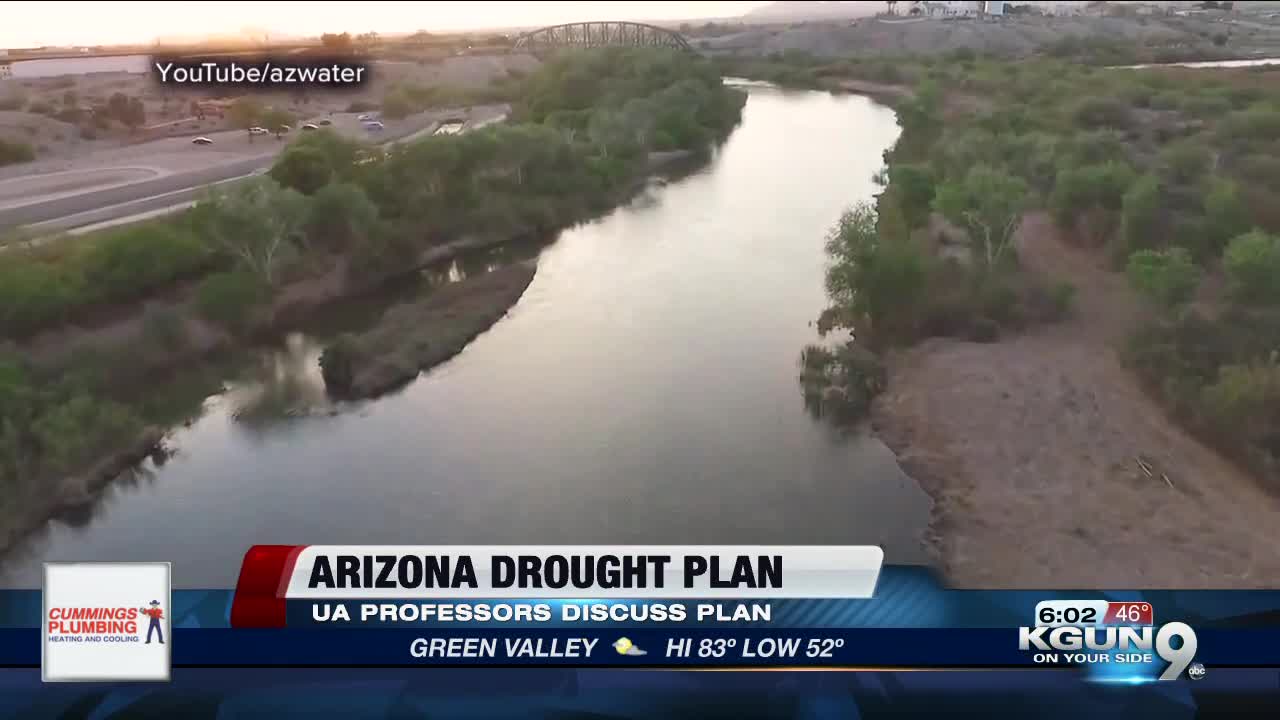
[223,333,337,434]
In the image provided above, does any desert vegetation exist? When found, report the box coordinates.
[757,51,1280,489]
[0,47,745,498]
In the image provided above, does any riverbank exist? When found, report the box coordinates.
[0,48,749,561]
[320,263,536,398]
[0,147,705,559]
[792,52,1280,587]
[871,213,1280,588]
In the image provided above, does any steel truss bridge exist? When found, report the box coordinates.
[512,22,693,53]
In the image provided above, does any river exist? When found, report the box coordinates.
[0,85,932,587]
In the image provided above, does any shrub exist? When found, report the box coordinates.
[1237,155,1280,192]
[1201,360,1280,479]
[1158,140,1212,185]
[1202,179,1250,257]
[822,202,931,344]
[1126,247,1200,309]
[1223,231,1280,305]
[886,164,936,229]
[304,182,380,252]
[1219,107,1280,150]
[1148,91,1182,111]
[31,394,143,475]
[79,225,212,304]
[0,260,79,335]
[1181,94,1232,119]
[0,139,35,166]
[194,271,266,332]
[269,145,333,195]
[1117,173,1163,259]
[1049,281,1077,321]
[1072,96,1132,130]
[1049,161,1134,245]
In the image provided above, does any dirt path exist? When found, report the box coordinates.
[872,212,1280,589]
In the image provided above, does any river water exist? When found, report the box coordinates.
[0,85,932,587]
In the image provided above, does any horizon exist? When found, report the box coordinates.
[2,1,773,49]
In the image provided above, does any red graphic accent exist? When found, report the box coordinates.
[229,545,307,628]
[1104,601,1154,626]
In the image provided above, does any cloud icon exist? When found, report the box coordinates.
[612,637,648,656]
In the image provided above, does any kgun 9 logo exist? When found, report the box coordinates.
[1019,622,1199,681]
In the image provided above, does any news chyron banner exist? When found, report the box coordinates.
[30,544,1280,686]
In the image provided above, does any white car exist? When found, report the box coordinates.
[363,120,384,130]
[301,123,320,131]
[357,113,377,121]
[191,137,213,145]
[248,126,269,135]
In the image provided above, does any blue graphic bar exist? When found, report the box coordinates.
[3,627,1280,667]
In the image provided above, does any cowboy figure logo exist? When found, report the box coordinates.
[140,600,165,645]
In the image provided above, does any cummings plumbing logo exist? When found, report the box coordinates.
[42,563,171,682]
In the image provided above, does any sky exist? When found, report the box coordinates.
[4,1,772,48]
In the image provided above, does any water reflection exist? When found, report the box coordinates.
[1,87,933,586]
[224,334,335,431]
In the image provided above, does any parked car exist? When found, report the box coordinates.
[301,123,319,131]
[248,126,269,135]
[277,125,291,135]
[363,120,385,131]
[318,118,333,126]
[192,137,213,145]
[356,113,376,121]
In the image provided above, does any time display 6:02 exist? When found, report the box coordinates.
[1033,600,1110,628]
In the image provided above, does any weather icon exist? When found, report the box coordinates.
[612,637,648,656]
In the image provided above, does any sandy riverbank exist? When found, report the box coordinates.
[870,213,1280,589]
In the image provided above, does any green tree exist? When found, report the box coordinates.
[821,201,930,342]
[1223,230,1280,305]
[1202,178,1250,257]
[190,178,310,285]
[1118,173,1163,258]
[304,182,380,252]
[270,145,333,195]
[1049,161,1135,245]
[887,164,937,229]
[1159,140,1212,185]
[933,165,1030,273]
[1126,247,1201,310]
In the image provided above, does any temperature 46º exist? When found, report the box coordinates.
[741,638,846,659]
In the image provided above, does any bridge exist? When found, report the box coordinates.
[512,22,692,53]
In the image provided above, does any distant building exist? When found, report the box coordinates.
[911,1,1006,17]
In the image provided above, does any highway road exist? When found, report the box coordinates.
[1,156,272,231]
[0,106,509,236]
